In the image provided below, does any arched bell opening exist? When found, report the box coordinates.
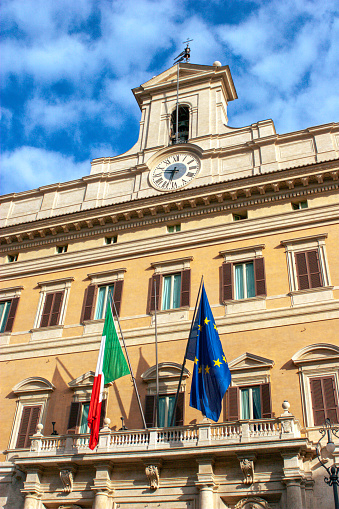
[170,106,190,144]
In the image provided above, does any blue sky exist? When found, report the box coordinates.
[1,0,338,196]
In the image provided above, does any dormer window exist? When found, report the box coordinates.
[170,106,189,144]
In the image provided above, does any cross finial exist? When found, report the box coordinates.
[174,38,193,64]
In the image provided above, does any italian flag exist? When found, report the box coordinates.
[88,301,130,450]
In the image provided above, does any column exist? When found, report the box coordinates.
[196,456,217,509]
[283,478,303,509]
[21,467,43,509]
[91,462,114,509]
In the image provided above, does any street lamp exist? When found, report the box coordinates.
[316,418,339,509]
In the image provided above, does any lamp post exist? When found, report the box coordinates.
[316,418,339,509]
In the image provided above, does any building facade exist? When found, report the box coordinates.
[0,62,339,509]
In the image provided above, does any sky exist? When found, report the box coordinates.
[1,0,339,196]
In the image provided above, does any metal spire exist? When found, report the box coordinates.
[174,38,193,64]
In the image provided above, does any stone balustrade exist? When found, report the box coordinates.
[6,411,301,460]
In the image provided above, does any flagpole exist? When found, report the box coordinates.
[108,293,147,429]
[176,62,179,144]
[170,276,204,427]
[154,278,160,428]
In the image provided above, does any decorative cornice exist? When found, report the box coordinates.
[0,204,337,281]
[1,160,338,250]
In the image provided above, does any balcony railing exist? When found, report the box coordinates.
[7,412,301,460]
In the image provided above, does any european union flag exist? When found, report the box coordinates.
[188,283,231,421]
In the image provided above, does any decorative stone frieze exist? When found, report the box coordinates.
[235,497,271,509]
[59,469,74,493]
[240,458,255,485]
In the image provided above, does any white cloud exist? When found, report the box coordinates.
[1,147,89,195]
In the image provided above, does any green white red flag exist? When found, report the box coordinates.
[88,301,130,449]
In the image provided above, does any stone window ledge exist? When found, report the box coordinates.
[30,325,63,342]
[224,296,266,315]
[150,308,189,325]
[289,286,334,307]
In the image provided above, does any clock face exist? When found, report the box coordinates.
[150,153,201,191]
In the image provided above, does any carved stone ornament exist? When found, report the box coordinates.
[60,469,74,493]
[145,465,160,490]
[240,459,254,485]
[281,419,293,433]
[235,497,271,509]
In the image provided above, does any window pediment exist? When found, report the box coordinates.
[68,371,95,389]
[292,343,339,366]
[141,362,190,382]
[12,377,55,395]
[228,353,274,372]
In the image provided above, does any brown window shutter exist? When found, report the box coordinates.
[145,395,155,427]
[323,376,339,424]
[49,291,64,326]
[180,269,191,307]
[254,258,267,296]
[16,405,41,448]
[81,285,97,322]
[4,297,19,332]
[222,263,233,301]
[112,280,124,317]
[149,275,161,313]
[295,252,310,290]
[311,376,339,425]
[100,399,107,429]
[310,378,326,426]
[260,383,272,418]
[307,250,323,289]
[175,392,184,426]
[40,293,54,328]
[227,386,239,421]
[67,402,81,434]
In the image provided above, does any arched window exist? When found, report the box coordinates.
[170,106,189,144]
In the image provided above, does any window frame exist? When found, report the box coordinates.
[292,343,339,428]
[9,377,55,450]
[81,268,126,323]
[219,245,266,304]
[33,277,73,330]
[0,286,22,340]
[141,362,190,428]
[149,257,192,314]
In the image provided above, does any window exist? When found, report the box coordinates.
[233,212,247,221]
[68,371,106,434]
[234,262,255,300]
[142,362,189,428]
[33,277,73,331]
[94,284,115,319]
[7,254,18,262]
[149,257,192,313]
[292,344,339,428]
[16,406,41,448]
[220,245,266,302]
[56,245,68,253]
[228,384,272,421]
[281,234,332,305]
[81,269,126,322]
[0,286,22,339]
[162,273,181,310]
[292,201,308,210]
[167,224,181,233]
[227,353,274,421]
[295,250,322,290]
[105,236,117,245]
[170,105,189,144]
[39,292,64,328]
[9,377,54,450]
[310,376,339,426]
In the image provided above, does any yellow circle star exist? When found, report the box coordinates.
[198,324,203,331]
[198,366,202,374]
[205,365,210,374]
[223,355,227,363]
[204,317,210,325]
[213,358,222,367]
[194,356,199,364]
[214,323,218,331]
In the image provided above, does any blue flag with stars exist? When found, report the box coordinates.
[188,283,231,421]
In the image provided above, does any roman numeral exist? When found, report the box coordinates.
[188,166,197,170]
[186,172,195,177]
[173,155,179,161]
[155,177,164,185]
[187,159,195,164]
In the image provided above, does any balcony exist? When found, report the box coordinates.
[7,411,303,464]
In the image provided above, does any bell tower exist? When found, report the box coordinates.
[131,62,238,153]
